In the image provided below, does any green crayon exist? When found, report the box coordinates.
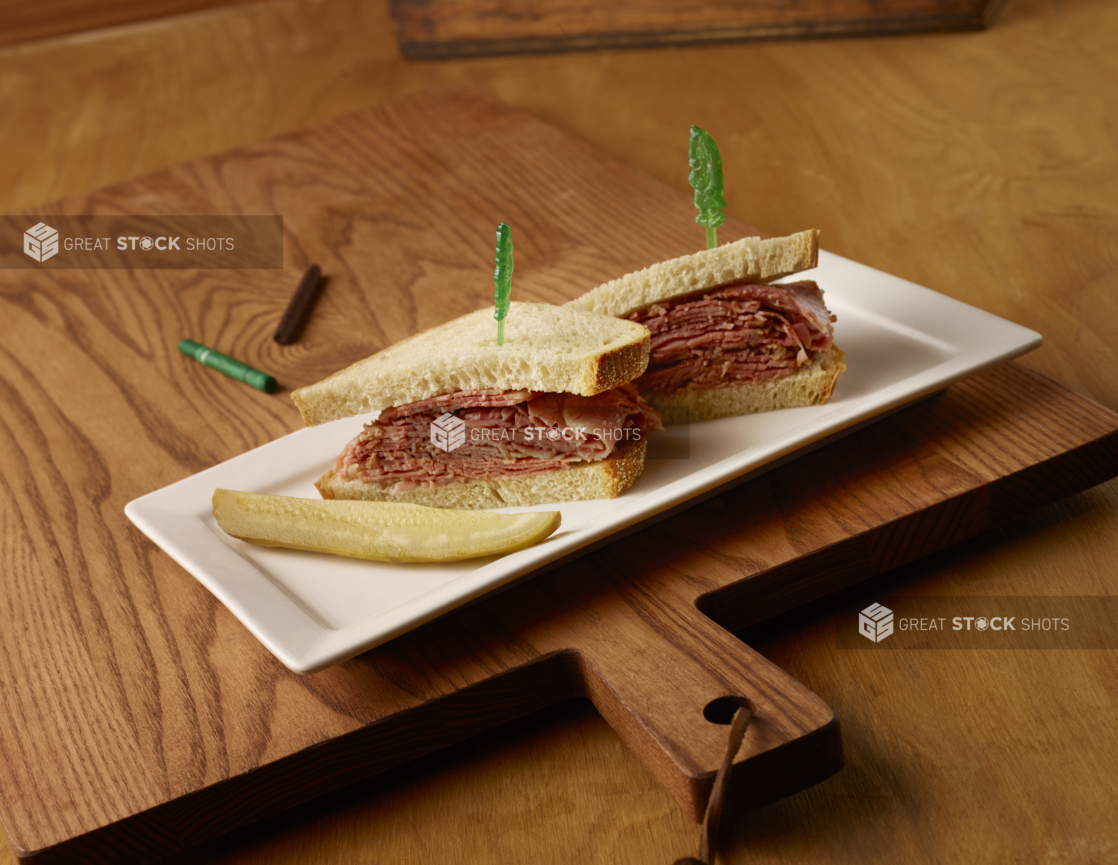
[178,339,278,393]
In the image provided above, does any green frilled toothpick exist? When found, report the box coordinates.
[493,222,513,345]
[688,126,726,250]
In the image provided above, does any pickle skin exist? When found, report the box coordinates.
[212,489,561,563]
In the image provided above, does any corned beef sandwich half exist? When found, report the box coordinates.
[291,302,662,510]
[566,230,846,424]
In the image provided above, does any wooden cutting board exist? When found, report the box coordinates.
[1,84,1115,863]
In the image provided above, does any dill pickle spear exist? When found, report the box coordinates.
[212,489,561,563]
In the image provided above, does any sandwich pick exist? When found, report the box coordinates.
[688,126,726,250]
[493,222,513,345]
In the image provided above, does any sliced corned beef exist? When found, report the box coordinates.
[333,384,661,491]
[627,280,836,393]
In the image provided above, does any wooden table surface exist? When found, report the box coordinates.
[1,0,1116,862]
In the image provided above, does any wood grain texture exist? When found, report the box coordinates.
[388,0,1004,59]
[0,0,269,48]
[0,83,1116,862]
[1,0,1117,861]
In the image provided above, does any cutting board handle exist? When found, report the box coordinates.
[573,599,842,820]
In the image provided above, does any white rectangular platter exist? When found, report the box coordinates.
[125,250,1041,673]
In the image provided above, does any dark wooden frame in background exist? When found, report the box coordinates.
[388,0,1009,59]
[0,0,1007,55]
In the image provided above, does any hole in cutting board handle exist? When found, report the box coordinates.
[702,696,753,725]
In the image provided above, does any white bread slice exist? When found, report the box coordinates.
[315,440,647,509]
[565,230,819,319]
[292,302,651,426]
[647,347,846,425]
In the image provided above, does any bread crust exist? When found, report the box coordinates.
[566,230,819,319]
[291,302,651,427]
[646,347,846,424]
[314,440,648,509]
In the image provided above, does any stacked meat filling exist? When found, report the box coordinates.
[627,280,836,393]
[335,384,662,491]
